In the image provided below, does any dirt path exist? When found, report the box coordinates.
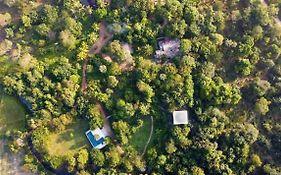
[141,116,154,156]
[81,22,113,92]
[97,103,114,137]
[230,77,254,88]
[80,22,114,137]
[81,59,89,92]
[88,22,113,56]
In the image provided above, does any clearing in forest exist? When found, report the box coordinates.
[44,120,89,156]
[0,89,26,134]
[129,117,154,153]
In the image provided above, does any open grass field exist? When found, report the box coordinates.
[0,89,26,135]
[44,119,90,156]
[129,117,153,153]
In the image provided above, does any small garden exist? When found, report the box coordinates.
[44,119,89,157]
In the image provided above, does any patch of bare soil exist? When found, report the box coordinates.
[0,139,37,175]
[230,77,254,88]
[120,61,135,72]
[97,103,114,137]
[88,22,113,55]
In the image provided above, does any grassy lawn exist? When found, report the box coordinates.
[45,119,90,156]
[0,89,26,135]
[129,117,153,153]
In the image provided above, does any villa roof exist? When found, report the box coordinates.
[85,128,108,149]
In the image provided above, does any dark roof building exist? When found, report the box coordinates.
[155,38,180,59]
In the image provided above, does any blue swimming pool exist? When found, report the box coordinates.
[86,131,104,147]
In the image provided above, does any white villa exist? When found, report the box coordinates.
[85,127,109,149]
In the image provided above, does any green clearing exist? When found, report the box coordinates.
[0,89,26,135]
[44,119,90,156]
[129,117,153,153]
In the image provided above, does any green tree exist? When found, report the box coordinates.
[180,39,192,53]
[91,149,105,167]
[77,42,89,61]
[108,76,119,88]
[112,120,131,144]
[108,40,131,63]
[77,149,89,170]
[105,148,121,167]
[0,12,12,27]
[252,25,263,40]
[59,30,77,50]
[235,59,253,76]
[165,139,177,154]
[66,153,76,172]
[88,105,104,129]
[251,154,262,167]
[255,97,271,115]
[250,79,271,97]
[137,80,155,103]
[191,166,205,175]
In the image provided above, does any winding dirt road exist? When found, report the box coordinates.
[81,22,113,92]
[80,22,114,138]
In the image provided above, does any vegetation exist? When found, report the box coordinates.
[129,117,153,153]
[0,0,281,174]
[0,88,26,134]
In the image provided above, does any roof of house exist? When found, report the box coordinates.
[85,128,108,149]
[80,0,89,5]
[80,0,110,8]
[173,110,188,125]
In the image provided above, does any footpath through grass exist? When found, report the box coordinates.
[45,119,89,156]
[0,89,26,135]
[129,117,153,153]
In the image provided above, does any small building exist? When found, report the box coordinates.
[80,0,110,8]
[155,38,180,59]
[85,128,108,149]
[173,110,188,125]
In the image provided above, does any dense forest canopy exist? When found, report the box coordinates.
[0,0,281,174]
